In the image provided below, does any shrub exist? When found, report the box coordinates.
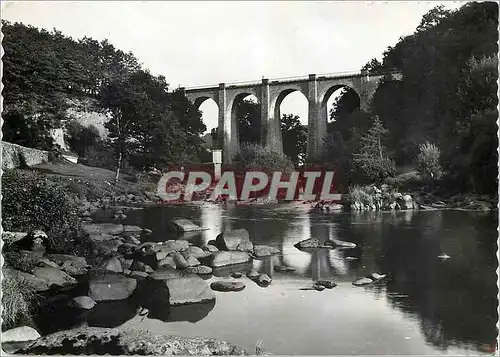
[347,185,374,206]
[2,170,81,252]
[236,143,294,173]
[416,142,442,180]
[2,276,39,330]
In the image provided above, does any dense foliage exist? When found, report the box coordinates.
[363,2,498,194]
[236,143,294,173]
[66,120,101,157]
[325,2,498,195]
[1,20,207,173]
[281,114,308,166]
[416,142,442,181]
[2,170,81,252]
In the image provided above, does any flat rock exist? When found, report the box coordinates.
[123,225,143,233]
[353,277,374,286]
[215,229,250,251]
[315,280,337,289]
[170,219,204,232]
[72,296,96,310]
[19,327,246,355]
[211,281,246,292]
[2,326,41,343]
[82,223,124,236]
[32,267,77,289]
[371,273,387,281]
[253,245,280,257]
[88,273,137,301]
[182,246,212,259]
[313,284,325,291]
[163,240,190,252]
[46,254,89,276]
[185,265,213,275]
[204,244,219,253]
[205,251,252,267]
[148,268,215,305]
[274,265,295,272]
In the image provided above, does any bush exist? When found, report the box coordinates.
[416,142,442,180]
[346,185,374,206]
[236,143,294,173]
[2,276,39,330]
[2,170,81,252]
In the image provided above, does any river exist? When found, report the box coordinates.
[105,203,497,355]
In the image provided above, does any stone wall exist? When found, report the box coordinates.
[2,141,49,170]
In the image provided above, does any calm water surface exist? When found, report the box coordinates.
[111,205,498,354]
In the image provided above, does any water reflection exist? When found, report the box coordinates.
[118,206,497,354]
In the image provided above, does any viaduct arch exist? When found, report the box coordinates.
[182,71,402,163]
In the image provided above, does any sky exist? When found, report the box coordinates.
[2,1,464,132]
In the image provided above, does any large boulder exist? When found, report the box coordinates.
[353,277,374,286]
[88,273,137,301]
[19,327,246,355]
[32,267,77,289]
[215,229,250,251]
[2,326,41,354]
[148,268,215,305]
[170,219,204,232]
[82,223,124,236]
[294,237,321,249]
[204,251,252,267]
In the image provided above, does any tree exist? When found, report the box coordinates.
[66,121,101,157]
[236,99,261,144]
[416,142,442,180]
[100,70,157,183]
[281,114,307,166]
[352,116,395,183]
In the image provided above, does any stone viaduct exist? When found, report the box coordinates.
[181,71,402,163]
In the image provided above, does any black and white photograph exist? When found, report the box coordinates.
[0,1,498,355]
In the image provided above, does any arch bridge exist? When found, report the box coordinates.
[181,70,402,163]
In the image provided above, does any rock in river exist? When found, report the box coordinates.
[257,274,272,287]
[315,280,337,289]
[88,273,137,301]
[185,265,213,275]
[182,245,212,259]
[170,219,204,232]
[204,251,252,267]
[71,296,96,310]
[353,277,374,286]
[215,229,250,251]
[32,267,77,289]
[148,268,215,305]
[253,245,280,257]
[19,327,247,355]
[211,281,246,292]
[82,223,124,236]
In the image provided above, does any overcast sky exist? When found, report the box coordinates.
[2,1,463,131]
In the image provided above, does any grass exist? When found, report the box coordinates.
[2,276,40,331]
